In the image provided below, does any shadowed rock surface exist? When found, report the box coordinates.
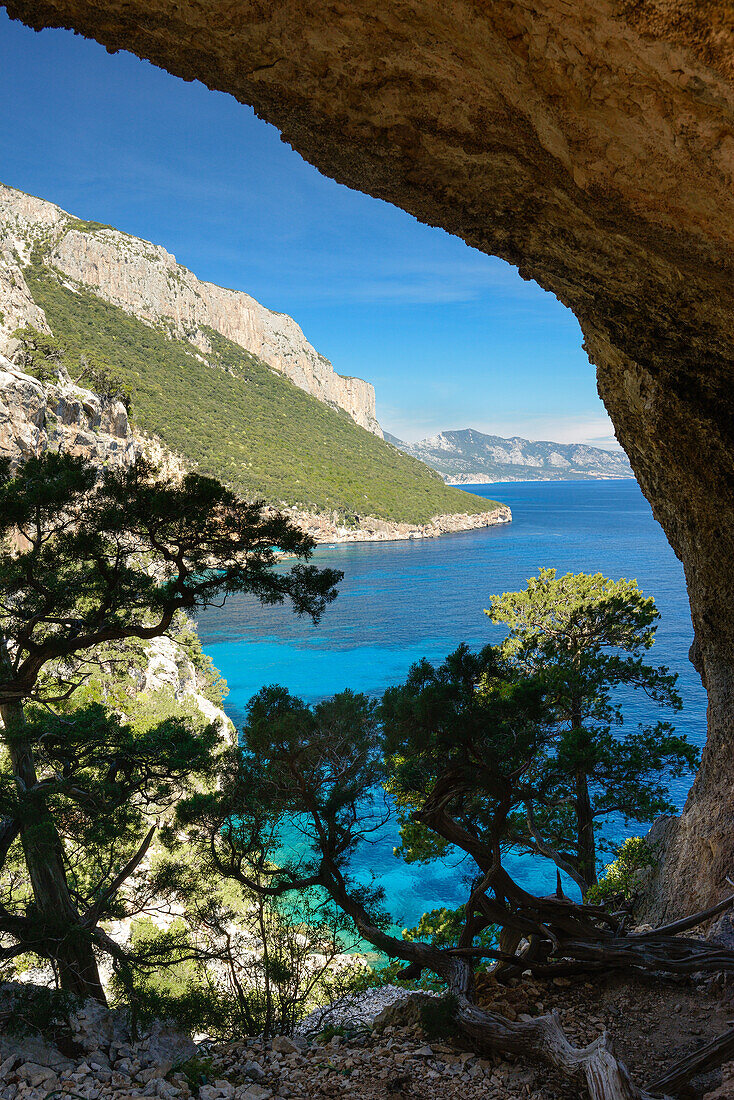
[3,0,734,920]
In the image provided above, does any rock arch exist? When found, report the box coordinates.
[5,0,734,918]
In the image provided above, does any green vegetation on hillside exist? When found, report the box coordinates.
[24,266,499,523]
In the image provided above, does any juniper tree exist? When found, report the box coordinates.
[0,702,219,1001]
[485,569,698,887]
[380,643,556,871]
[0,452,341,1001]
[193,670,730,1099]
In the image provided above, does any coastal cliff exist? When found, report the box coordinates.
[0,182,381,435]
[0,181,510,533]
[0,349,511,542]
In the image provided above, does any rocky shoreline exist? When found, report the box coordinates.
[445,473,629,485]
[0,354,511,544]
[287,504,512,545]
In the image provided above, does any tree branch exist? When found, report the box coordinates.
[82,824,157,927]
[524,798,589,894]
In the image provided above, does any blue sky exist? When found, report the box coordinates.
[0,10,618,446]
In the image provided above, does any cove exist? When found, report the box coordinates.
[195,480,707,929]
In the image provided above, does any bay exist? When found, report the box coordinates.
[195,480,707,928]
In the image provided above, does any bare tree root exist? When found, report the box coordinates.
[319,856,734,1100]
[467,876,734,980]
[441,892,734,1097]
[450,995,664,1100]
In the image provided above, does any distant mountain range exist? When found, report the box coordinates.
[385,428,634,483]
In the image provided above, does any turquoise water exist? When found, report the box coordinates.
[195,480,707,927]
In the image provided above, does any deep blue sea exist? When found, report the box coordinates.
[195,480,707,928]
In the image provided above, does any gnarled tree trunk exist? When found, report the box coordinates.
[457,995,659,1100]
[0,694,106,1002]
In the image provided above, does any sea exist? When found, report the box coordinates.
[195,479,707,929]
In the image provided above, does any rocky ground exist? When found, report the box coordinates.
[294,984,435,1035]
[2,971,734,1100]
[0,1013,542,1100]
[472,968,734,1098]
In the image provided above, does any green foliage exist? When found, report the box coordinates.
[172,684,406,1023]
[586,836,657,905]
[402,907,461,948]
[402,905,497,952]
[484,569,697,886]
[0,452,341,708]
[173,615,228,707]
[4,985,80,1042]
[486,568,662,658]
[382,643,553,870]
[356,956,448,994]
[315,1023,353,1043]
[173,1056,215,1093]
[0,451,340,998]
[0,701,221,961]
[14,325,133,409]
[77,359,133,411]
[24,264,498,523]
[189,668,547,1007]
[178,684,390,936]
[114,848,369,1039]
[110,918,235,1037]
[182,576,696,1016]
[12,324,66,381]
[61,613,228,721]
[65,217,116,235]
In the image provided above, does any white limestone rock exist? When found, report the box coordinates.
[0,182,381,436]
[0,352,137,470]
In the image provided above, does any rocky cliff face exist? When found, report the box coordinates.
[139,633,233,739]
[0,183,381,436]
[0,350,139,470]
[0,250,48,340]
[389,429,633,483]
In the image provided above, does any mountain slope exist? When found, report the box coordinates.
[3,245,499,524]
[388,428,633,483]
[0,181,380,434]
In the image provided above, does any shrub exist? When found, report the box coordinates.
[418,994,459,1039]
[4,985,80,1043]
[586,836,657,904]
[171,1055,215,1091]
[12,324,66,381]
[113,855,370,1040]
